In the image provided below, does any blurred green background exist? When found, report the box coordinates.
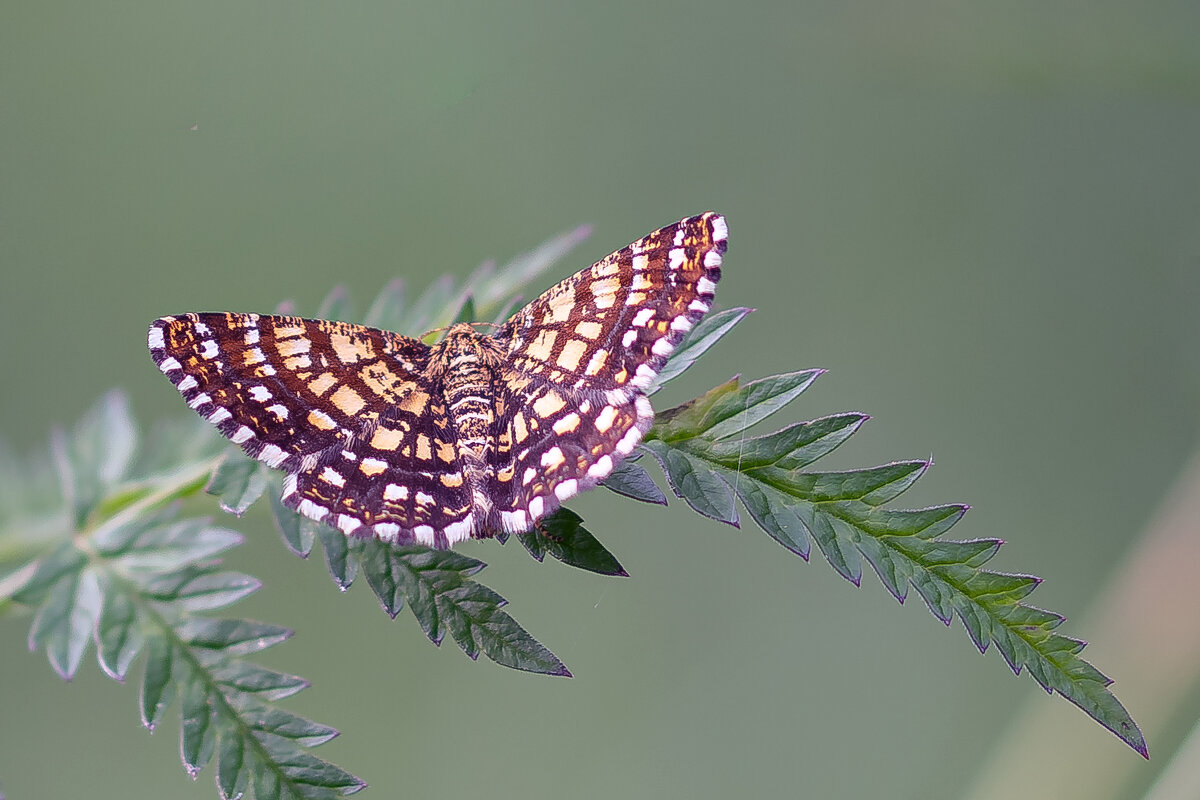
[3,2,1199,798]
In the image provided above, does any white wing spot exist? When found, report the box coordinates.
[670,315,693,333]
[258,443,288,468]
[632,308,655,327]
[177,375,198,392]
[207,408,232,424]
[413,525,436,546]
[231,425,254,444]
[337,514,362,534]
[711,215,728,242]
[629,363,657,390]
[528,496,545,520]
[187,392,212,410]
[148,326,165,349]
[266,403,289,420]
[501,509,529,533]
[696,277,717,296]
[249,386,272,402]
[320,466,345,488]
[587,455,614,480]
[444,515,474,545]
[384,483,409,501]
[622,328,638,348]
[374,522,400,542]
[159,357,182,373]
[200,340,219,359]
[651,338,674,357]
[615,425,643,455]
[554,479,578,501]
[298,498,329,521]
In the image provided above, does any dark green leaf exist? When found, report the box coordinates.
[704,413,868,471]
[358,539,408,618]
[206,454,269,516]
[234,699,339,748]
[731,478,811,558]
[211,661,309,701]
[642,440,738,525]
[180,618,292,656]
[435,581,571,676]
[271,488,315,558]
[518,508,627,576]
[600,456,667,505]
[217,726,248,800]
[180,671,217,776]
[316,523,358,590]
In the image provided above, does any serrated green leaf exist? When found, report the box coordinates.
[368,544,485,646]
[112,518,243,572]
[217,726,248,800]
[435,581,571,676]
[207,454,269,516]
[316,524,358,590]
[600,456,667,505]
[96,574,143,680]
[234,699,339,748]
[517,508,627,576]
[256,739,366,797]
[642,440,738,525]
[358,539,408,618]
[271,489,315,558]
[750,461,929,504]
[650,306,752,392]
[180,671,218,776]
[704,413,868,471]
[144,568,261,611]
[141,635,175,730]
[732,478,811,558]
[180,618,292,656]
[211,661,309,701]
[653,371,823,443]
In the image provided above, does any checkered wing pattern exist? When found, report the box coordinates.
[148,313,473,547]
[149,212,727,548]
[487,212,728,532]
[497,212,726,398]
